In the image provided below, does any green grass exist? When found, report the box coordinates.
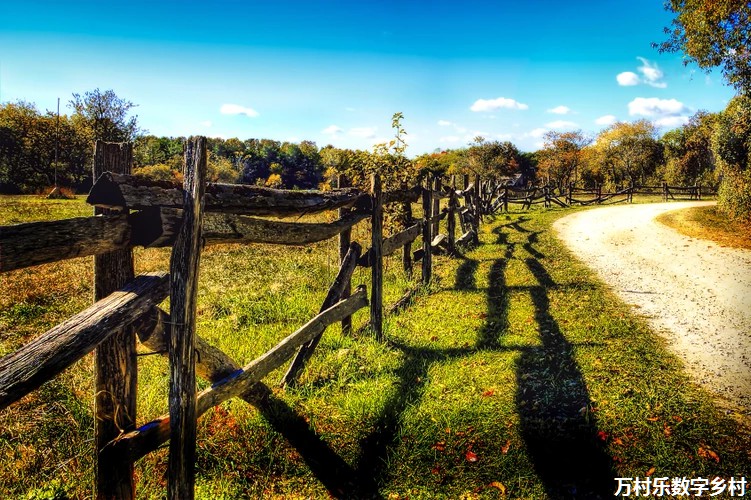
[1,195,749,499]
[656,204,751,250]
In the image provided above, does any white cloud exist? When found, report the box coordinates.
[547,105,571,115]
[637,57,667,88]
[545,120,578,129]
[470,97,528,112]
[322,125,343,135]
[616,58,668,88]
[439,136,462,144]
[595,115,617,126]
[349,127,377,138]
[617,71,640,86]
[199,120,212,127]
[437,120,452,126]
[628,97,688,117]
[220,103,259,117]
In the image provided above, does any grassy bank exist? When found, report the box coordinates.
[656,203,751,250]
[1,195,749,499]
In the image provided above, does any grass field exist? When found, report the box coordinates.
[656,204,751,250]
[0,194,749,499]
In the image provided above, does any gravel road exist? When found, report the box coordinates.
[553,201,751,413]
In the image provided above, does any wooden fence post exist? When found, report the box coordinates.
[168,137,207,500]
[338,174,352,335]
[432,175,441,236]
[401,181,413,277]
[93,141,136,500]
[422,179,432,284]
[371,174,383,341]
[662,182,668,201]
[447,177,457,253]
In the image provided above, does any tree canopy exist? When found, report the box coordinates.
[656,0,751,95]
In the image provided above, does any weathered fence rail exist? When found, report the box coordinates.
[0,139,493,499]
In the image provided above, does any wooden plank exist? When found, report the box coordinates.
[93,141,136,500]
[87,172,367,217]
[447,178,457,253]
[280,241,362,387]
[0,209,367,273]
[371,174,384,341]
[431,176,441,235]
[456,229,475,247]
[357,222,422,267]
[168,137,207,500]
[0,273,169,411]
[102,288,369,464]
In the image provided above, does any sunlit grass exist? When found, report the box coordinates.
[1,195,749,498]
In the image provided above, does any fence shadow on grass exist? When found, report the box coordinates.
[514,221,615,499]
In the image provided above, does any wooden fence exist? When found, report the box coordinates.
[0,139,498,499]
[482,181,716,214]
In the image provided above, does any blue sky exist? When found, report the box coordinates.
[0,0,736,154]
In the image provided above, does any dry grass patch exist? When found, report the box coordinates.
[656,204,751,250]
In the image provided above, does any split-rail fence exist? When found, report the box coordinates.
[0,139,496,499]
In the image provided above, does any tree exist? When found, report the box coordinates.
[465,137,520,180]
[660,111,717,186]
[711,95,751,221]
[656,1,751,95]
[537,130,591,190]
[69,88,141,143]
[588,120,663,188]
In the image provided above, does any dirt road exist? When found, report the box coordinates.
[554,201,751,413]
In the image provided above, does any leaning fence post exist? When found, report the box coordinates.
[401,180,413,277]
[338,174,352,335]
[168,137,207,500]
[503,185,509,212]
[93,141,136,500]
[422,179,433,284]
[371,173,384,341]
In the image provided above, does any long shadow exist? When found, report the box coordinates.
[454,256,479,290]
[249,383,380,498]
[477,228,514,349]
[516,256,615,499]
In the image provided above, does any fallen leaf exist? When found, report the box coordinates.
[501,440,511,454]
[663,425,672,438]
[672,415,683,423]
[489,481,507,494]
[430,335,439,342]
[698,445,720,463]
[432,442,446,452]
[482,389,495,397]
[612,437,624,446]
[465,450,478,462]
[646,467,656,477]
[646,416,659,422]
[597,431,609,442]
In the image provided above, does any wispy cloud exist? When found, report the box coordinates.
[547,105,571,115]
[219,103,259,117]
[616,57,667,88]
[470,97,528,112]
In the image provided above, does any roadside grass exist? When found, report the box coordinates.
[656,204,751,250]
[1,195,749,498]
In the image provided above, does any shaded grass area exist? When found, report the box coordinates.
[1,196,749,498]
[656,204,751,250]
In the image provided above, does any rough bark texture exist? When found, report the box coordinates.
[422,183,432,284]
[0,273,169,410]
[93,141,137,500]
[168,137,207,500]
[357,222,422,267]
[87,172,366,217]
[370,174,384,341]
[338,175,353,335]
